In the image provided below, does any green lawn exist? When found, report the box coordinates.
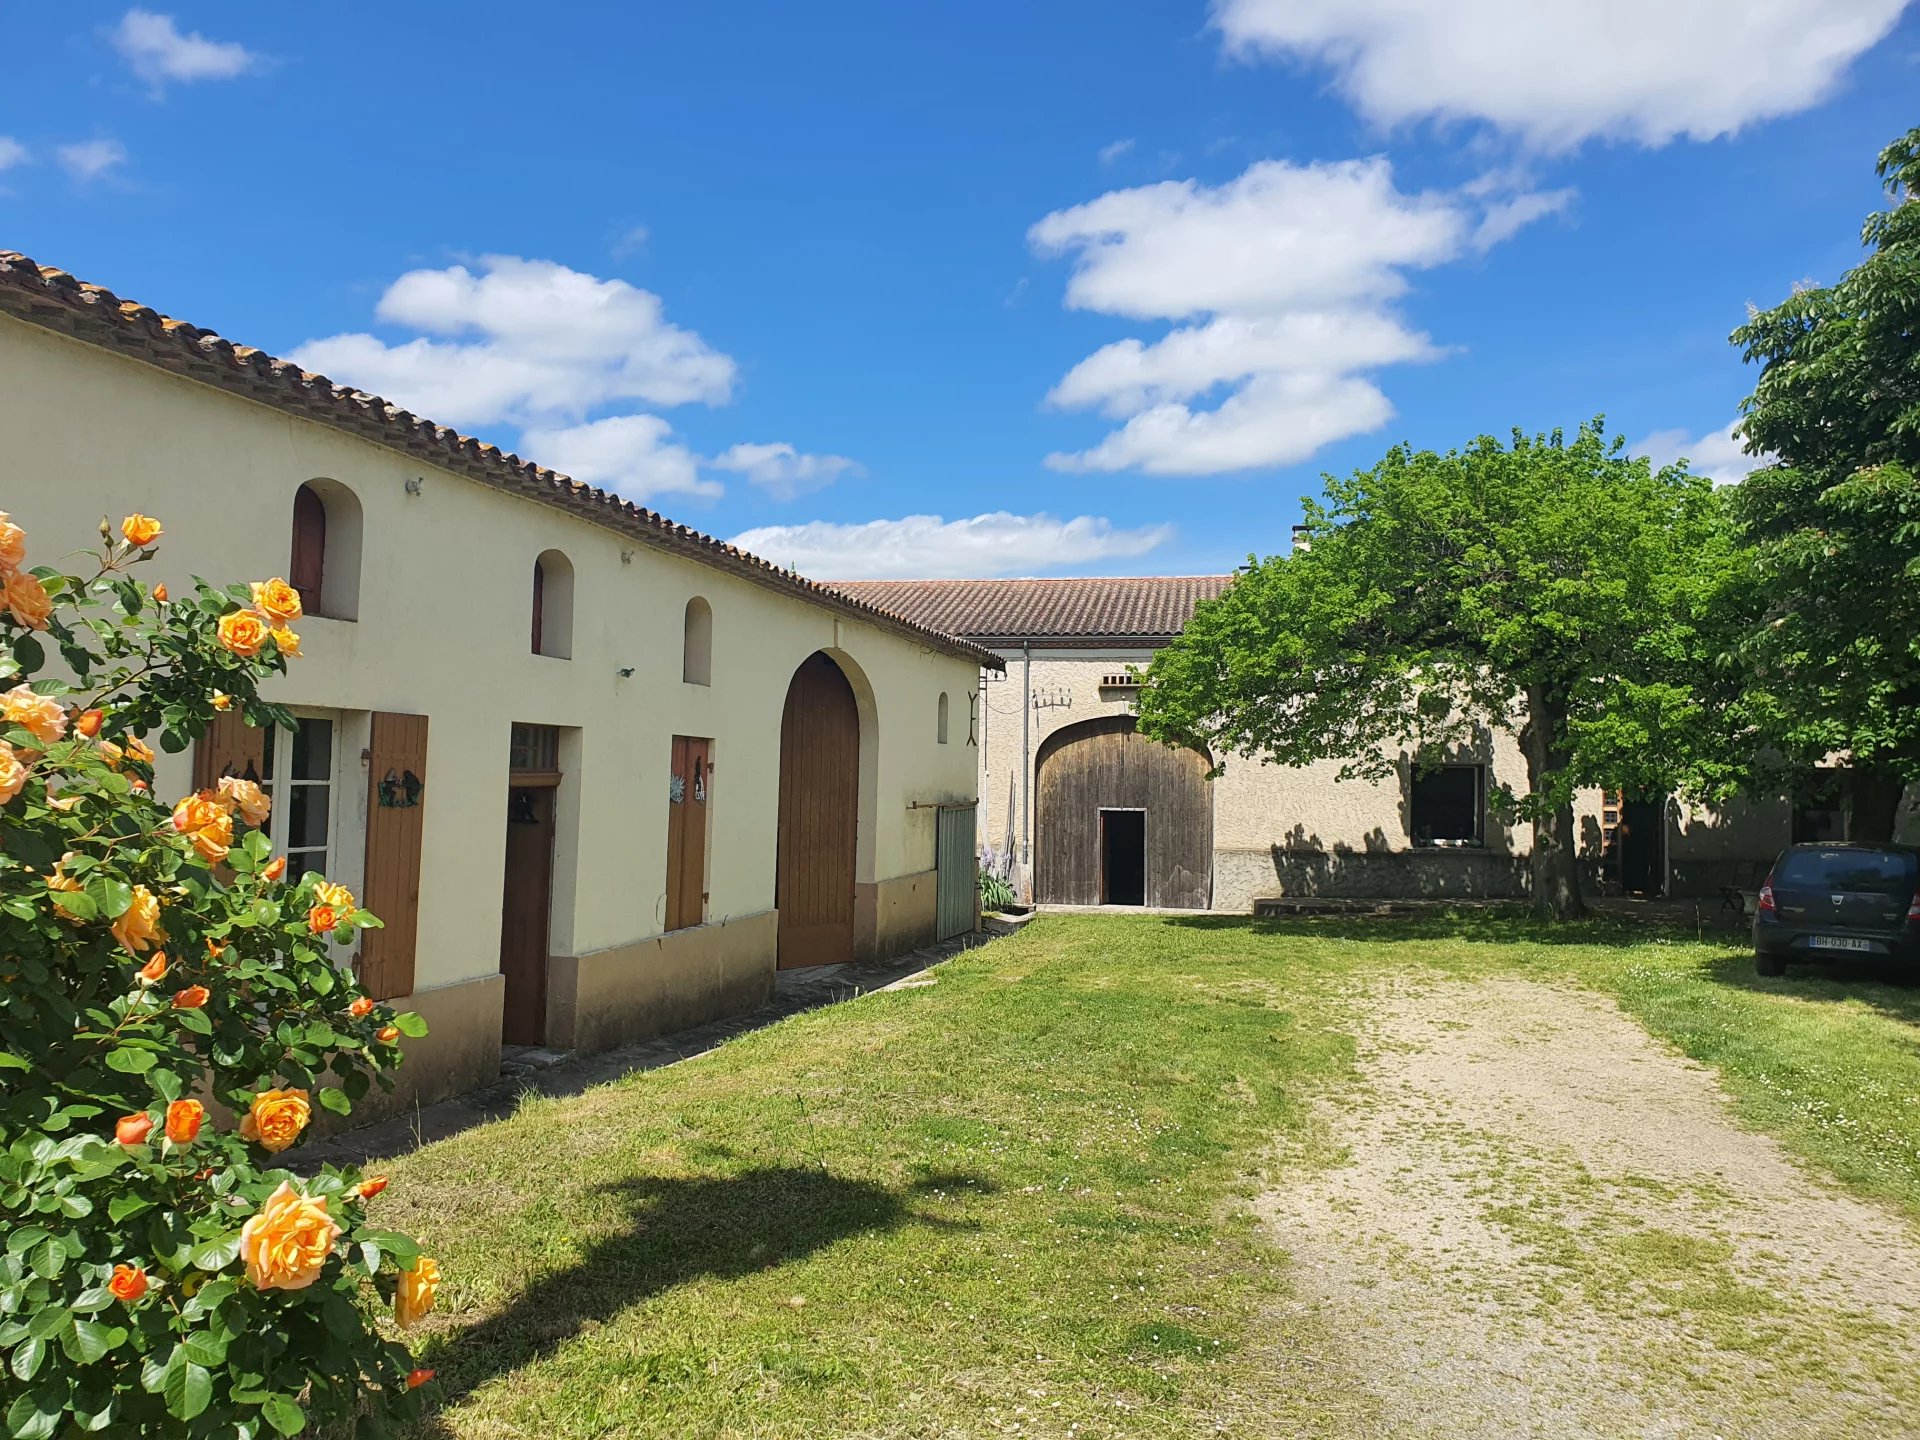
[373,913,1920,1438]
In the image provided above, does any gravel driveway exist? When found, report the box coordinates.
[1259,977,1920,1438]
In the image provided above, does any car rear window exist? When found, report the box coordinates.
[1774,848,1918,893]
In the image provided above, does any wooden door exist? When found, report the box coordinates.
[665,736,711,931]
[360,712,429,1001]
[776,653,859,968]
[1035,716,1211,909]
[499,784,555,1045]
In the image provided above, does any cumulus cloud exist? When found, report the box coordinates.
[1032,156,1561,475]
[519,414,719,501]
[112,10,259,88]
[0,138,27,171]
[1210,0,1907,151]
[292,256,736,428]
[56,140,127,181]
[710,442,863,501]
[1098,138,1136,165]
[728,512,1174,580]
[1633,420,1765,486]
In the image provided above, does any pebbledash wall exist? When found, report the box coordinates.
[841,579,1918,910]
[0,274,988,1122]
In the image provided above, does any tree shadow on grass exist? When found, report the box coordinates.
[1160,908,1687,949]
[407,1165,989,1433]
[1700,947,1920,1021]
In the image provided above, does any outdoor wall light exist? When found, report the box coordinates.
[404,476,424,496]
[617,667,635,678]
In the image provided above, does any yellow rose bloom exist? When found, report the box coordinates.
[0,513,24,573]
[4,571,52,631]
[270,627,302,659]
[313,880,355,911]
[1,684,67,747]
[394,1255,440,1328]
[0,740,24,804]
[238,1182,340,1292]
[216,775,272,826]
[110,884,163,954]
[120,514,163,548]
[216,610,269,659]
[250,578,303,625]
[238,1089,311,1154]
[125,734,155,765]
[170,791,233,860]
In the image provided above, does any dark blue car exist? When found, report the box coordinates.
[1753,844,1920,976]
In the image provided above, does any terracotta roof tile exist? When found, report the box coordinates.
[0,251,999,671]
[827,576,1233,643]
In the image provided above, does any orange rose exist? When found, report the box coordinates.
[172,985,209,1010]
[262,855,287,881]
[45,853,81,895]
[0,513,24,573]
[121,514,163,548]
[0,741,25,805]
[216,775,271,826]
[217,610,269,658]
[270,627,302,659]
[125,735,155,765]
[171,791,233,862]
[308,904,341,935]
[250,578,303,625]
[3,571,51,631]
[377,1026,400,1044]
[394,1255,440,1328]
[74,708,104,738]
[164,1099,203,1145]
[109,1263,149,1303]
[205,937,227,959]
[238,1182,340,1291]
[111,884,163,954]
[1,684,66,746]
[349,996,375,1019]
[115,1112,154,1147]
[406,1369,434,1390]
[238,1088,310,1154]
[137,952,169,985]
[357,1175,389,1199]
[210,691,232,712]
[151,582,168,604]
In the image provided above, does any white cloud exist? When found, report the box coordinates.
[728,512,1174,580]
[519,414,720,502]
[1098,138,1136,165]
[292,256,735,428]
[0,138,27,171]
[56,140,127,181]
[1211,0,1908,151]
[112,9,259,87]
[711,442,862,501]
[1633,420,1765,486]
[1031,156,1560,475]
[610,223,650,259]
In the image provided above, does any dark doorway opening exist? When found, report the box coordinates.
[1618,798,1665,897]
[1100,810,1146,906]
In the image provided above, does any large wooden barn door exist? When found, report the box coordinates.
[1035,716,1211,909]
[777,652,859,969]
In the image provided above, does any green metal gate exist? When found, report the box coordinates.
[935,804,977,942]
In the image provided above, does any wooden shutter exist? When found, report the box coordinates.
[360,712,429,1001]
[665,737,711,931]
[290,485,327,605]
[192,711,265,792]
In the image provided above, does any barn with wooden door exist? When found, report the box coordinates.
[0,250,995,1126]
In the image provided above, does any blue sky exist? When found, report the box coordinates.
[5,2,1917,578]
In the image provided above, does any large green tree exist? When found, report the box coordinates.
[1137,420,1733,919]
[1728,127,1920,840]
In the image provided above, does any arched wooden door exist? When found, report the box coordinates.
[1035,716,1212,909]
[776,652,860,968]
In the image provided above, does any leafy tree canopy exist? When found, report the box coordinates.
[1137,419,1734,918]
[1728,126,1920,837]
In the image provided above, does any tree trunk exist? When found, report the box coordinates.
[1522,686,1586,921]
[1846,765,1907,843]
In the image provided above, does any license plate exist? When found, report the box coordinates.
[1808,935,1873,953]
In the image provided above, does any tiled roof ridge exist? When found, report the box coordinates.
[828,574,1235,641]
[0,250,1000,671]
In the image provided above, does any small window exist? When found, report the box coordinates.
[1410,764,1483,847]
[682,597,712,686]
[509,723,561,775]
[260,715,336,884]
[937,691,950,744]
[289,480,362,621]
[532,550,573,658]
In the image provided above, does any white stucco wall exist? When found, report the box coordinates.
[2,315,981,995]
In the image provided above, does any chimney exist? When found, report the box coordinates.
[1290,524,1311,553]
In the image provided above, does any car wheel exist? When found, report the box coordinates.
[1755,951,1786,978]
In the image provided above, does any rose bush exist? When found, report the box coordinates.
[0,515,439,1437]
